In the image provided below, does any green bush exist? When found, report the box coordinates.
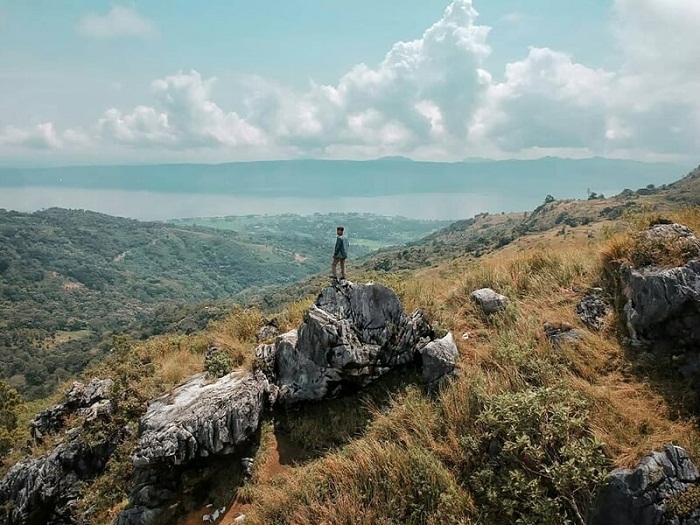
[461,386,608,525]
[205,351,233,379]
[0,380,22,457]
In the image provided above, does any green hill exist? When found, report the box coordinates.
[0,208,446,398]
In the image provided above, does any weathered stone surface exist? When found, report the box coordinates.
[268,281,435,404]
[471,288,510,315]
[256,320,279,343]
[621,259,700,347]
[543,322,583,348]
[133,371,269,467]
[30,378,114,442]
[116,371,270,525]
[589,444,700,525]
[420,332,458,387]
[65,377,114,408]
[577,288,610,331]
[0,428,119,525]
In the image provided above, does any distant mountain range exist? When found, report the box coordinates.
[0,157,692,199]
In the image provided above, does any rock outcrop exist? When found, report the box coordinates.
[119,371,271,525]
[622,259,700,349]
[588,444,700,525]
[256,281,446,404]
[0,428,120,525]
[577,288,610,331]
[133,371,269,467]
[471,288,510,315]
[30,378,114,442]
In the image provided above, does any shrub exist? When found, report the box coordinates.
[461,386,608,525]
[205,350,233,379]
[0,381,22,456]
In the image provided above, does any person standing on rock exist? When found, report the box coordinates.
[332,226,349,281]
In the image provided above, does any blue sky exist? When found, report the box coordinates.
[0,0,698,165]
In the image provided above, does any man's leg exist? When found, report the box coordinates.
[340,258,346,279]
[332,257,338,278]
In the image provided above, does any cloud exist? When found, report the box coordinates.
[0,123,62,149]
[501,12,525,23]
[471,47,615,151]
[241,0,491,157]
[4,0,700,161]
[76,5,157,40]
[0,123,93,150]
[99,71,266,148]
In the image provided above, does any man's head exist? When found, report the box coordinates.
[336,226,344,236]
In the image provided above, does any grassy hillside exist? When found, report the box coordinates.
[11,199,699,524]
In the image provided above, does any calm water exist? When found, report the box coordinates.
[0,187,502,221]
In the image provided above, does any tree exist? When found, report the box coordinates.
[0,380,22,456]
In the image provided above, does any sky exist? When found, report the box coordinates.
[0,0,698,166]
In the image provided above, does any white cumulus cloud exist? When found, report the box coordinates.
[242,0,492,157]
[99,71,266,148]
[77,5,157,40]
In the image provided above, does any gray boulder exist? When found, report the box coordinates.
[118,371,270,525]
[577,289,610,331]
[133,371,269,467]
[0,427,119,525]
[588,444,700,525]
[264,281,434,404]
[621,259,700,348]
[420,332,459,388]
[30,378,114,442]
[471,288,510,315]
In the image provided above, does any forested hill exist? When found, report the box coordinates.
[0,208,318,398]
[0,208,446,398]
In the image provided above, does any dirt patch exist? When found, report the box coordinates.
[177,430,307,525]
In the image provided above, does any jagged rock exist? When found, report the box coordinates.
[0,427,120,525]
[65,377,114,408]
[543,322,582,347]
[588,444,700,525]
[471,288,510,315]
[420,332,459,387]
[118,371,270,525]
[646,223,700,248]
[621,259,700,348]
[133,371,269,467]
[30,378,114,442]
[30,404,68,442]
[256,319,279,342]
[577,288,610,331]
[268,281,434,404]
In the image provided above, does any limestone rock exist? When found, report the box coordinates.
[589,444,700,525]
[471,288,510,315]
[256,319,279,342]
[30,377,113,442]
[543,322,582,348]
[133,371,269,467]
[0,428,119,525]
[269,281,434,404]
[621,259,700,348]
[420,332,459,387]
[576,288,609,331]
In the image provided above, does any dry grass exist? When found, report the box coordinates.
[239,217,700,523]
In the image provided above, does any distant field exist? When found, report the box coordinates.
[170,213,452,259]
